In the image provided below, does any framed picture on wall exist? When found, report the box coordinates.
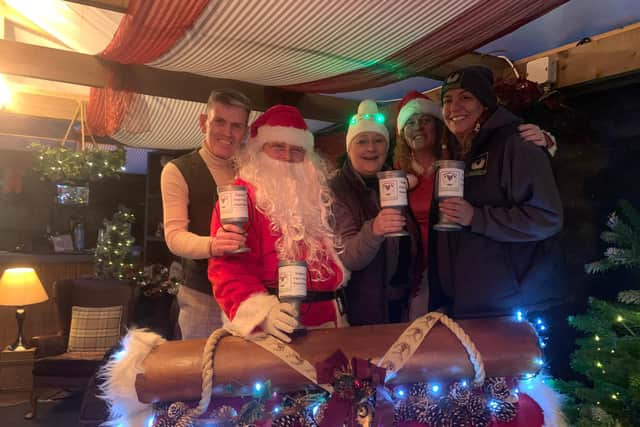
[51,234,74,252]
[56,183,90,205]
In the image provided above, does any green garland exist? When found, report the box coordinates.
[31,143,126,182]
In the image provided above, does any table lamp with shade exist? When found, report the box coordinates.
[0,267,49,351]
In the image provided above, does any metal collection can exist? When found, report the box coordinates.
[217,185,248,225]
[278,261,308,300]
[435,160,465,199]
[377,170,408,208]
[434,160,466,231]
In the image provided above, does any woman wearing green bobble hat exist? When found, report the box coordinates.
[331,99,423,326]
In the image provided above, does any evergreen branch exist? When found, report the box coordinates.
[618,290,640,305]
[619,200,640,236]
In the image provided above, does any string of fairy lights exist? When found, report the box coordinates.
[142,311,553,426]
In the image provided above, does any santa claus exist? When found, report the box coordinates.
[208,105,349,342]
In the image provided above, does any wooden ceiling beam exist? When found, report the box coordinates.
[515,22,640,91]
[0,39,359,123]
[62,0,129,14]
[6,91,84,121]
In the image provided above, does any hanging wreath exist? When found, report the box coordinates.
[31,143,126,183]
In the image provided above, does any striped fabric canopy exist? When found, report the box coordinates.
[87,0,567,149]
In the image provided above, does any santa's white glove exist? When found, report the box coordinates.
[262,302,298,343]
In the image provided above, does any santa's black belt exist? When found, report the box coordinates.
[266,287,348,314]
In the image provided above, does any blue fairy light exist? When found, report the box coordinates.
[534,357,544,366]
[146,416,155,427]
[312,404,321,416]
[273,406,281,414]
[461,380,468,387]
[394,387,406,399]
[431,384,440,393]
[515,310,525,322]
[488,399,499,411]
[113,349,127,361]
[254,382,263,392]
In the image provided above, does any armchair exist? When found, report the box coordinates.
[25,278,138,420]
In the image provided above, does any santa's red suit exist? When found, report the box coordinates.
[208,178,349,337]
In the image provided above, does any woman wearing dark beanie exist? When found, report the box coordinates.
[430,65,566,321]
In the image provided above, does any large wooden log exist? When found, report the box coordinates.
[136,318,540,403]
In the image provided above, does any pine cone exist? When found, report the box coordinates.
[394,398,413,423]
[484,378,511,400]
[272,414,304,427]
[174,414,195,427]
[420,398,456,427]
[470,410,491,427]
[151,415,173,427]
[465,395,486,416]
[410,382,430,399]
[450,407,473,427]
[204,404,238,426]
[167,402,190,419]
[492,400,517,422]
[449,382,471,405]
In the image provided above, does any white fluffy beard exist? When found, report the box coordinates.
[237,147,341,281]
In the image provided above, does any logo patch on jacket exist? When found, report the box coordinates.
[467,153,488,177]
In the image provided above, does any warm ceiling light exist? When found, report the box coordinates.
[0,75,12,109]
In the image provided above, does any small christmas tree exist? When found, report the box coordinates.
[95,205,142,282]
[554,200,640,426]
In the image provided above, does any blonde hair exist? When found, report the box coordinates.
[393,116,445,175]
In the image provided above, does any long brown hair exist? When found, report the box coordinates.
[452,109,492,159]
[393,117,444,175]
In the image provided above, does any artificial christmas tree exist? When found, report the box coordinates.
[554,200,640,426]
[94,205,141,282]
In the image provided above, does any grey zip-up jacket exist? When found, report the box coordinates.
[331,159,422,325]
[431,107,566,317]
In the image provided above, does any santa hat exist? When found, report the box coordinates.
[396,90,443,131]
[249,105,313,151]
[345,99,389,152]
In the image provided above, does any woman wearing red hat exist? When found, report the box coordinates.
[393,90,556,318]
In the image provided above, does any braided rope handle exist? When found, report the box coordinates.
[188,328,230,418]
[433,312,486,385]
[377,312,486,386]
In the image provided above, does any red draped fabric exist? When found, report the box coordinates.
[87,87,134,137]
[88,0,210,136]
[100,0,210,63]
[283,0,568,93]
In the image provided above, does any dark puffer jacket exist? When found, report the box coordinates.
[331,159,423,325]
[431,107,566,317]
